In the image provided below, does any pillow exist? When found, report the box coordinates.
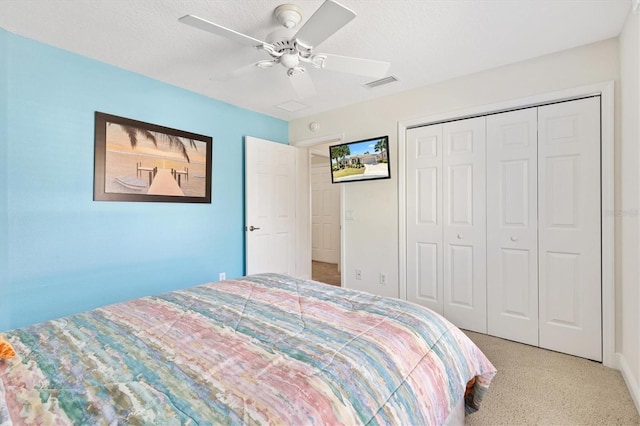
[0,335,16,359]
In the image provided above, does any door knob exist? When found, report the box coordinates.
[457,234,463,239]
[510,236,518,242]
[248,225,260,232]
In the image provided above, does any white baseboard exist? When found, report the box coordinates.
[618,353,640,414]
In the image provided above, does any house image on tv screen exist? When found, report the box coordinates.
[329,136,390,183]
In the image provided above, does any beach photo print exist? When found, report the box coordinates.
[93,112,212,203]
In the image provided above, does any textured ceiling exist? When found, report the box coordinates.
[0,0,632,120]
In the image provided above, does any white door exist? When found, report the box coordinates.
[442,117,487,333]
[406,124,444,314]
[538,97,601,361]
[487,108,539,346]
[311,162,340,264]
[245,136,297,275]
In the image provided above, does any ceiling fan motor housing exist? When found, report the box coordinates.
[265,28,297,51]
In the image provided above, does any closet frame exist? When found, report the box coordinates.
[398,81,615,367]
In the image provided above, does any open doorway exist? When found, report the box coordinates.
[309,147,341,286]
[292,134,344,287]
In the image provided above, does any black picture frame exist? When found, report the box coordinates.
[329,135,390,184]
[93,112,212,203]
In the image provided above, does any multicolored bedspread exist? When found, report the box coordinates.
[0,273,495,425]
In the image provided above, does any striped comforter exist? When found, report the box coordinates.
[0,273,495,425]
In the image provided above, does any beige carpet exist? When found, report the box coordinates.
[306,268,638,423]
[312,261,341,286]
[464,331,640,425]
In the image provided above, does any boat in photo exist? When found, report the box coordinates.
[114,176,148,191]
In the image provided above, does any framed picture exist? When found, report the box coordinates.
[93,112,212,203]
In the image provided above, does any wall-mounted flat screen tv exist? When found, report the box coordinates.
[329,136,390,184]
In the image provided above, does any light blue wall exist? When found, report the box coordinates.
[0,31,9,329]
[0,29,288,331]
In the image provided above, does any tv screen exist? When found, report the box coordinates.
[329,136,390,184]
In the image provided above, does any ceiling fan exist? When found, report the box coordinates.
[179,0,391,98]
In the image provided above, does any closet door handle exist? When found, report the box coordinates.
[457,234,463,239]
[510,236,518,242]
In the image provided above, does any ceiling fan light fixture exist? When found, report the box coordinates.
[280,52,300,69]
[274,4,303,29]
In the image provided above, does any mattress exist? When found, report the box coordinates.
[0,273,496,425]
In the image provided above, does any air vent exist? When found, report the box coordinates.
[275,100,309,112]
[364,76,399,89]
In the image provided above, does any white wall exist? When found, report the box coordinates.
[291,38,620,299]
[618,10,640,411]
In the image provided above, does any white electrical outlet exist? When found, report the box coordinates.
[379,273,387,285]
[219,272,226,281]
[355,269,362,280]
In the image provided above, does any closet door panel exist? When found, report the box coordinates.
[416,242,439,302]
[486,108,538,346]
[448,165,474,224]
[448,244,475,306]
[538,97,601,362]
[406,125,444,313]
[443,117,486,333]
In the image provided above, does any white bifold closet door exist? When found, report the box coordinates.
[406,118,486,333]
[486,108,539,346]
[537,97,601,361]
[442,118,487,333]
[406,124,444,314]
[486,97,601,361]
[407,97,600,360]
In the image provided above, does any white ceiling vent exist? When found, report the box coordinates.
[275,100,309,112]
[364,76,399,89]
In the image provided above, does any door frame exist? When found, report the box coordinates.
[398,81,615,367]
[291,133,345,286]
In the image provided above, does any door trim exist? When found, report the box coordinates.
[398,80,615,367]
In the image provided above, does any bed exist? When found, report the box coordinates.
[0,273,496,425]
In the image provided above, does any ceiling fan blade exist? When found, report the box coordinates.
[210,62,260,81]
[179,15,271,48]
[289,70,316,99]
[317,54,390,79]
[293,0,356,49]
